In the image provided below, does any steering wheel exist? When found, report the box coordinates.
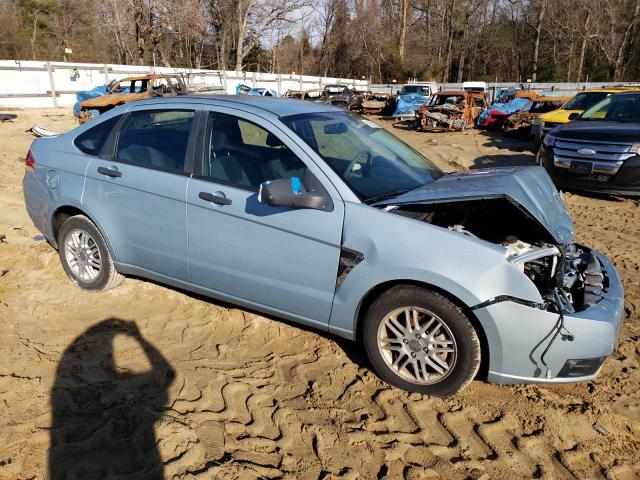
[345,150,373,179]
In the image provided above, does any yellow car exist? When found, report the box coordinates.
[532,87,640,144]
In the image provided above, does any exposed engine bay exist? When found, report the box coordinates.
[386,198,606,313]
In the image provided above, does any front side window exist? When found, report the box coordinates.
[74,114,122,155]
[562,92,609,111]
[115,110,194,172]
[202,112,308,190]
[281,112,442,202]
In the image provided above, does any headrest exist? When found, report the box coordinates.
[211,130,229,150]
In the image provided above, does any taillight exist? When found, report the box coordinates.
[25,148,36,170]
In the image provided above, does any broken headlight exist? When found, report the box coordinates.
[505,240,560,300]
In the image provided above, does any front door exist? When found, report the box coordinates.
[83,107,197,280]
[186,108,344,325]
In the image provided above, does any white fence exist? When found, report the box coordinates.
[0,60,370,109]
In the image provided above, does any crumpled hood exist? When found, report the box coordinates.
[375,166,574,244]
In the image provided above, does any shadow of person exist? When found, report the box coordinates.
[49,318,174,479]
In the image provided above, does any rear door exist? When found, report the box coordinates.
[83,105,198,280]
[185,107,344,325]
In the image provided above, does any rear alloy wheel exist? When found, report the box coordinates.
[64,228,102,282]
[57,215,123,291]
[362,285,480,397]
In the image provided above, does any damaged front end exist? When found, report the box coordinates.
[374,166,623,382]
[502,97,571,136]
[415,91,488,132]
[375,167,604,314]
[502,110,537,135]
[386,199,604,314]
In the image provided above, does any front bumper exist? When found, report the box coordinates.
[474,246,624,384]
[538,144,640,196]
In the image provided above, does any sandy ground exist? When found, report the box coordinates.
[0,108,638,480]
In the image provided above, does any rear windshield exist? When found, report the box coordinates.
[74,115,121,155]
[432,95,464,106]
[529,100,563,114]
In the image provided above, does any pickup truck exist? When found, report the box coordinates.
[393,83,438,121]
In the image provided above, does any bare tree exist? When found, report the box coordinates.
[529,0,546,82]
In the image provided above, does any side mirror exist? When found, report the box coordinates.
[568,112,580,121]
[258,177,327,210]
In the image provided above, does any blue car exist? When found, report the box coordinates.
[23,96,624,397]
[393,84,435,121]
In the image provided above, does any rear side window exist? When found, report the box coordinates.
[75,115,122,155]
[115,110,194,173]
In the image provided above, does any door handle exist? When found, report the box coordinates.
[199,191,232,206]
[97,166,122,178]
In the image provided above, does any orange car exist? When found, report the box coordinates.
[502,96,570,136]
[78,74,187,124]
[415,90,489,132]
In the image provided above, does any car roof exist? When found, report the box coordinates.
[583,87,640,93]
[609,91,640,97]
[129,95,344,117]
[535,96,570,102]
[118,75,162,82]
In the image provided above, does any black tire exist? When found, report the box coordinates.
[362,285,481,397]
[57,215,124,291]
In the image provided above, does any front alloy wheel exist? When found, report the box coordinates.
[363,285,481,397]
[377,306,457,385]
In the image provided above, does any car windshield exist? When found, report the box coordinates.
[281,112,443,202]
[326,86,346,93]
[529,100,563,114]
[401,85,429,95]
[580,94,640,122]
[432,95,464,106]
[562,92,609,111]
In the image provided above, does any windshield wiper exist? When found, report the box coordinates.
[364,189,411,205]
